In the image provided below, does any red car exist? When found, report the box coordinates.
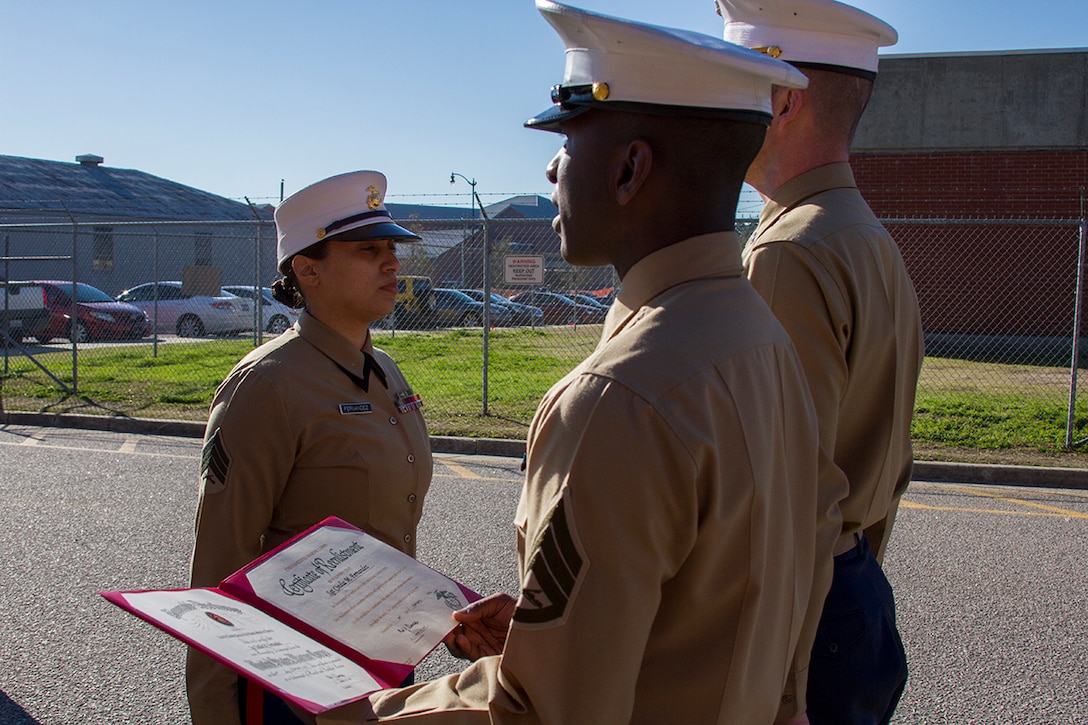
[509,291,606,325]
[26,280,152,343]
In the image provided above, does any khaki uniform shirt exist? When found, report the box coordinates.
[318,233,825,725]
[187,310,432,725]
[744,162,924,561]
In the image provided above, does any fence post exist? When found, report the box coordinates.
[3,234,9,376]
[482,215,491,416]
[151,226,160,358]
[71,230,78,393]
[0,235,12,411]
[245,199,265,346]
[60,201,79,393]
[1068,200,1087,449]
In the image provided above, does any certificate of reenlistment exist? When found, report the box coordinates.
[113,588,381,712]
[102,517,480,714]
[226,522,472,664]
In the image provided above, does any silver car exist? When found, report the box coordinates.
[116,282,252,337]
[222,285,299,335]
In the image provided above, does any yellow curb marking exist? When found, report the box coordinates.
[437,459,484,479]
[903,484,1088,519]
[19,430,47,446]
[0,437,193,460]
[900,500,1086,518]
[943,484,1088,519]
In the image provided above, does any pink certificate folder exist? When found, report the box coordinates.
[101,516,480,714]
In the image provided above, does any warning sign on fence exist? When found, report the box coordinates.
[504,255,545,285]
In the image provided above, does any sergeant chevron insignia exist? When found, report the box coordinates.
[513,492,587,626]
[201,428,230,495]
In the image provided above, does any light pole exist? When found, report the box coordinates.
[450,172,491,415]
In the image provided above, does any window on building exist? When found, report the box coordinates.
[92,226,114,270]
[195,232,213,267]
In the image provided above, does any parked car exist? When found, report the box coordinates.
[374,275,438,329]
[115,281,252,338]
[572,288,616,306]
[458,289,544,327]
[565,293,611,311]
[222,285,299,334]
[21,280,151,343]
[0,280,49,344]
[508,290,606,325]
[432,288,512,328]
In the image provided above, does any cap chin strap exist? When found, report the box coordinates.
[789,60,877,81]
[322,209,391,237]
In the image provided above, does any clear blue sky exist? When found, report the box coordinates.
[3,0,1086,212]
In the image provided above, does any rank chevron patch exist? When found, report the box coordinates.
[513,493,586,625]
[201,428,230,495]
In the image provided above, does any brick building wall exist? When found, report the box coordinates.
[850,149,1086,341]
[852,149,1088,219]
[846,50,1087,346]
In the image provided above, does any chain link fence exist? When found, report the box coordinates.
[2,214,1087,450]
[0,215,617,439]
[888,217,1088,450]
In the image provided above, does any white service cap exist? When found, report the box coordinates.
[716,0,897,78]
[525,0,808,132]
[274,170,420,273]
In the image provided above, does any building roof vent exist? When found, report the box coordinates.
[76,154,104,167]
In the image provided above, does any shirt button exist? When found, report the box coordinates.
[407,454,415,463]
[407,493,417,503]
[403,534,412,544]
[389,416,398,425]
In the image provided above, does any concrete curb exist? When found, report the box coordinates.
[910,460,1088,490]
[2,411,206,438]
[0,411,528,457]
[2,411,1084,489]
[429,435,526,458]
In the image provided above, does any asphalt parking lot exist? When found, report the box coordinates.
[0,424,1085,723]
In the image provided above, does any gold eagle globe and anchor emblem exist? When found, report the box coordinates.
[366,185,383,210]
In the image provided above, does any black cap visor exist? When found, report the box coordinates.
[526,99,772,133]
[525,102,593,133]
[325,220,421,243]
[526,82,773,132]
[281,221,422,273]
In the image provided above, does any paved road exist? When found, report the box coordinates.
[0,425,1085,723]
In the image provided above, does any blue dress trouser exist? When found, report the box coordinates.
[238,677,305,725]
[806,534,908,725]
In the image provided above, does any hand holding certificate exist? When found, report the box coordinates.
[101,517,479,715]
